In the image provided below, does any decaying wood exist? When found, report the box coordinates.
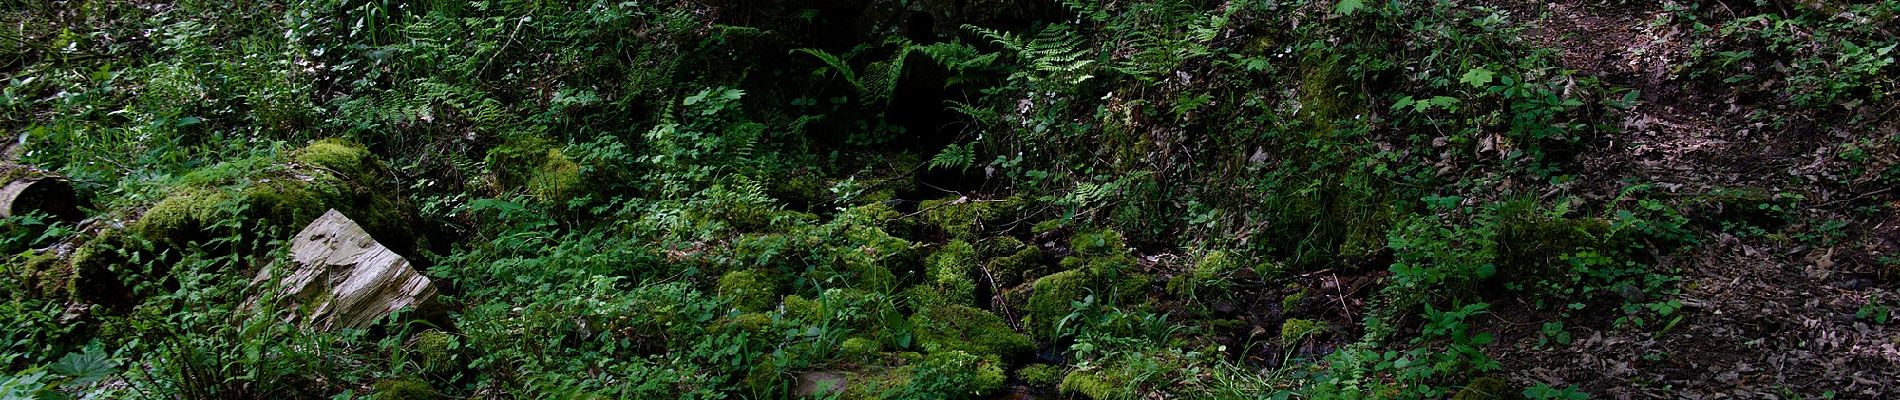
[0,165,81,222]
[258,209,437,331]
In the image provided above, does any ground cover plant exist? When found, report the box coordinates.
[2,0,1897,398]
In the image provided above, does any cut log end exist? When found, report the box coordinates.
[0,174,82,222]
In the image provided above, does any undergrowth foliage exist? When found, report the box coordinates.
[1,0,1891,399]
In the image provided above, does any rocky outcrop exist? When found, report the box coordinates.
[258,209,437,331]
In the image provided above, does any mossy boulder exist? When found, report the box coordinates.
[919,196,1022,240]
[1015,364,1063,390]
[986,245,1045,289]
[839,350,1006,400]
[839,337,881,361]
[1280,318,1324,344]
[1058,368,1129,400]
[486,135,588,204]
[370,377,442,400]
[718,268,783,312]
[411,330,460,373]
[1166,250,1242,297]
[910,304,1033,360]
[712,312,774,336]
[1023,269,1089,340]
[1056,351,1193,400]
[923,241,978,306]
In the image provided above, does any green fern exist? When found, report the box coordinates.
[927,143,976,172]
[965,24,1096,85]
[794,40,918,106]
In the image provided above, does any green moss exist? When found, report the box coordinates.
[295,138,377,178]
[832,351,1007,399]
[1452,376,1519,400]
[1058,369,1129,400]
[714,312,774,336]
[371,377,442,400]
[129,140,416,257]
[1168,250,1242,297]
[717,269,781,312]
[910,304,1033,359]
[975,236,1024,258]
[924,241,978,306]
[413,330,457,373]
[1281,286,1309,311]
[1024,269,1089,340]
[770,169,831,209]
[783,295,822,322]
[986,245,1045,289]
[1017,364,1063,390]
[919,196,1021,240]
[1280,318,1324,344]
[1069,229,1127,258]
[839,337,880,362]
[133,189,231,245]
[527,148,582,203]
[19,251,67,298]
[1031,219,1068,235]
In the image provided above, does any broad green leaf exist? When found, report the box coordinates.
[49,346,117,385]
[1461,67,1495,88]
[1335,0,1364,15]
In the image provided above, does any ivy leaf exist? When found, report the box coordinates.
[1335,0,1364,15]
[1461,67,1495,88]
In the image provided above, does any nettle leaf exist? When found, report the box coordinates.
[1335,0,1365,15]
[1461,67,1495,88]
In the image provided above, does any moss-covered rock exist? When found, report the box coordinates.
[919,196,1022,240]
[718,268,782,312]
[1069,229,1127,258]
[1023,269,1089,340]
[1015,364,1063,390]
[412,330,459,373]
[923,240,978,306]
[1058,368,1129,400]
[1056,351,1195,400]
[371,377,442,400]
[130,140,418,257]
[24,231,143,306]
[839,337,880,362]
[910,304,1033,359]
[712,312,774,337]
[840,350,1006,400]
[1167,250,1242,297]
[1280,318,1324,344]
[986,245,1045,289]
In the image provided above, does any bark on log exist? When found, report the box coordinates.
[0,166,81,222]
[257,209,437,331]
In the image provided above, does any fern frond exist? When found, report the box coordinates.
[792,48,863,91]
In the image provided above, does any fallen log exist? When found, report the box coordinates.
[0,166,81,222]
[256,208,438,331]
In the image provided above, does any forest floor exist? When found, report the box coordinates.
[1486,2,1900,397]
